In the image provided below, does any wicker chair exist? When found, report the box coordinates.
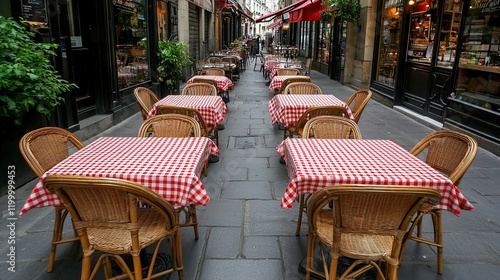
[303,115,362,140]
[133,87,160,121]
[192,77,229,103]
[138,113,204,240]
[283,82,322,95]
[206,57,222,63]
[276,68,301,76]
[293,116,363,236]
[19,127,85,273]
[400,130,478,275]
[275,76,311,95]
[137,114,202,138]
[45,175,183,280]
[222,56,239,80]
[181,83,218,96]
[285,105,349,139]
[157,105,218,147]
[306,185,440,280]
[200,68,225,76]
[345,89,373,123]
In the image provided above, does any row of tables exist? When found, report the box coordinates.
[21,59,237,216]
[262,53,472,217]
[21,55,473,236]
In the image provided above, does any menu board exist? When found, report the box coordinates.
[21,0,47,23]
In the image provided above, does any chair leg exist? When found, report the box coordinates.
[49,206,80,273]
[190,204,199,240]
[400,209,443,275]
[433,210,443,275]
[295,194,305,236]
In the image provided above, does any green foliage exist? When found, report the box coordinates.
[320,10,334,23]
[157,39,192,93]
[0,16,77,125]
[323,0,361,22]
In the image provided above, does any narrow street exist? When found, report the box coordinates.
[5,64,500,280]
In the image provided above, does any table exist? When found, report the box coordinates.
[147,95,228,126]
[268,94,354,127]
[20,137,219,215]
[202,63,236,70]
[276,138,473,216]
[268,75,310,91]
[268,63,303,80]
[187,75,234,92]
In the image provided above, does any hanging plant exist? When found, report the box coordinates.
[320,10,334,23]
[322,0,361,23]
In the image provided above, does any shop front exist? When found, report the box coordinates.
[372,0,499,146]
[9,0,184,127]
[446,0,500,143]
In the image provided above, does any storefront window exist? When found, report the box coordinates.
[316,21,332,64]
[114,0,149,90]
[453,0,500,112]
[376,0,402,87]
[407,0,439,64]
[436,0,462,68]
[157,1,169,41]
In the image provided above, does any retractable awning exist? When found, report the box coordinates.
[266,19,282,29]
[239,8,254,22]
[256,0,308,23]
[289,0,328,23]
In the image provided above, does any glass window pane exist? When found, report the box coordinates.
[376,0,403,87]
[436,0,462,68]
[114,0,149,90]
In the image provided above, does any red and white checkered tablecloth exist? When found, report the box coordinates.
[186,75,234,92]
[268,75,310,91]
[268,94,354,127]
[147,95,228,126]
[277,138,473,216]
[20,137,219,215]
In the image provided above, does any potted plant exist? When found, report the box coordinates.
[157,38,192,95]
[323,0,361,22]
[0,16,77,125]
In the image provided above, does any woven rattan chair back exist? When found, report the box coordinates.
[206,57,222,63]
[156,105,218,147]
[19,127,85,273]
[182,83,218,96]
[276,68,301,76]
[19,127,85,177]
[45,175,183,280]
[138,114,202,138]
[276,76,311,95]
[222,56,238,64]
[345,89,372,123]
[283,82,322,95]
[201,68,225,76]
[192,78,218,90]
[399,130,477,275]
[302,116,362,140]
[410,130,478,185]
[134,87,160,121]
[306,185,440,280]
[287,105,350,139]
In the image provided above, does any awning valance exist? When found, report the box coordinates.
[289,0,328,23]
[256,0,308,23]
[266,19,282,29]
